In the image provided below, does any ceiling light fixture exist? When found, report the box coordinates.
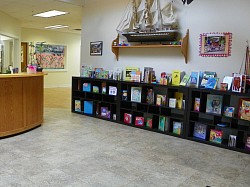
[33,10,68,18]
[45,25,69,29]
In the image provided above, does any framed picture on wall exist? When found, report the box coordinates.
[199,32,232,57]
[90,41,103,56]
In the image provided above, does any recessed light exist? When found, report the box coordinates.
[33,10,68,18]
[45,25,69,29]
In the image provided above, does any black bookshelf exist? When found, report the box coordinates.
[72,77,250,154]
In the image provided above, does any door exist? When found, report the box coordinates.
[21,42,28,72]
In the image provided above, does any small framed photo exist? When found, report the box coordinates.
[90,41,103,56]
[199,32,232,57]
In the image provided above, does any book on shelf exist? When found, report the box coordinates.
[200,71,217,88]
[146,117,153,128]
[174,92,184,109]
[113,67,123,80]
[189,71,199,88]
[125,67,140,81]
[130,70,142,82]
[232,73,245,93]
[146,88,154,104]
[220,83,228,91]
[122,90,128,100]
[82,83,91,92]
[131,87,142,102]
[168,98,177,108]
[101,107,110,118]
[102,82,106,94]
[158,116,166,131]
[238,98,250,121]
[165,117,170,132]
[223,106,235,117]
[193,98,200,112]
[149,70,156,83]
[228,135,237,148]
[173,121,182,135]
[109,86,117,96]
[80,65,92,77]
[222,76,233,90]
[92,86,99,93]
[179,74,190,86]
[245,136,250,151]
[156,94,166,106]
[84,101,93,115]
[172,70,184,86]
[143,67,153,83]
[206,94,223,115]
[209,129,223,144]
[94,68,104,79]
[74,100,81,112]
[101,70,109,79]
[124,113,132,124]
[135,117,144,127]
[204,77,219,89]
[193,122,207,140]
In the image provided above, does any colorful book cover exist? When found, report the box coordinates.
[173,121,182,135]
[143,67,153,83]
[82,83,91,92]
[74,100,81,112]
[232,73,243,93]
[228,135,237,148]
[84,101,93,115]
[200,71,216,88]
[189,71,199,88]
[130,70,141,82]
[94,68,104,79]
[209,129,223,144]
[101,70,109,79]
[172,70,181,86]
[109,86,117,95]
[92,86,99,93]
[193,98,200,112]
[101,107,109,118]
[245,136,250,151]
[135,117,144,126]
[146,118,153,128]
[156,94,166,106]
[125,67,140,81]
[174,92,183,109]
[131,87,142,102]
[113,67,123,80]
[204,77,219,89]
[146,88,154,104]
[122,90,128,100]
[206,94,223,115]
[222,76,233,90]
[179,74,190,86]
[169,98,177,108]
[223,106,235,117]
[220,83,228,91]
[159,116,166,131]
[193,122,207,140]
[102,82,106,94]
[124,113,132,124]
[239,99,250,121]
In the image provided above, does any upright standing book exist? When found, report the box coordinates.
[174,92,183,109]
[200,71,216,88]
[84,101,93,115]
[189,71,199,88]
[193,122,207,140]
[131,87,142,102]
[179,74,190,86]
[83,83,91,92]
[74,100,81,112]
[173,121,182,135]
[206,94,223,115]
[210,129,223,144]
[172,70,181,86]
[146,88,154,104]
[135,117,144,126]
[159,116,166,131]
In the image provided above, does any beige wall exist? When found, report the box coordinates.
[21,28,81,88]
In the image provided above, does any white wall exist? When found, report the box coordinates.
[21,28,81,88]
[81,0,250,82]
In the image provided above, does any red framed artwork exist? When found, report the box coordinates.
[199,32,232,57]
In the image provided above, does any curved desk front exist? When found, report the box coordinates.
[0,73,47,137]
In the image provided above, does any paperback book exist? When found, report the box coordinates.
[200,71,216,88]
[82,83,91,92]
[135,117,144,127]
[168,98,177,108]
[156,94,166,106]
[125,67,140,81]
[131,87,142,102]
[146,118,153,128]
[206,94,223,115]
[189,71,199,88]
[174,92,183,109]
[193,98,200,112]
[204,77,219,89]
[223,106,235,117]
[172,70,181,86]
[84,101,93,115]
[146,88,154,104]
[158,116,166,131]
[209,129,223,144]
[109,86,117,96]
[179,74,190,86]
[222,76,233,90]
[74,100,81,112]
[92,86,99,93]
[101,107,110,118]
[228,135,237,148]
[124,113,132,124]
[193,122,207,140]
[173,121,182,135]
[238,98,250,121]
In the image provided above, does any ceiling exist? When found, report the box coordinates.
[0,0,88,34]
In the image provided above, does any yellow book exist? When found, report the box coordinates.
[172,70,181,86]
[124,67,140,81]
[174,92,184,109]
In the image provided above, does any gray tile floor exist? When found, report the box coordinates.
[0,108,250,187]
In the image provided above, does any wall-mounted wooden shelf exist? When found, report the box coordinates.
[111,29,189,64]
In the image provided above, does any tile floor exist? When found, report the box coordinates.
[0,87,249,186]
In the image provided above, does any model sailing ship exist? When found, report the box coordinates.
[116,0,178,42]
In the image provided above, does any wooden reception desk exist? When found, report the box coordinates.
[0,73,47,137]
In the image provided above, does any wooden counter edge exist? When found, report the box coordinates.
[0,72,48,78]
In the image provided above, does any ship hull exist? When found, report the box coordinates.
[122,30,178,42]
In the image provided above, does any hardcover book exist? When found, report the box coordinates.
[101,107,109,118]
[200,71,216,88]
[84,101,93,115]
[94,68,104,79]
[232,73,243,93]
[156,94,166,106]
[238,99,250,121]
[122,90,128,100]
[193,98,200,112]
[146,118,153,128]
[223,106,235,117]
[158,116,166,131]
[92,86,99,93]
[125,67,140,81]
[171,70,181,86]
[179,74,190,86]
[109,86,117,96]
[74,100,81,112]
[245,136,250,151]
[113,67,123,80]
[135,117,144,126]
[82,83,91,92]
[222,76,233,90]
[143,67,153,83]
[189,71,199,88]
[131,87,142,102]
[209,129,223,144]
[124,113,132,124]
[169,98,177,108]
[173,121,182,135]
[102,82,106,94]
[174,92,183,109]
[146,88,154,104]
[206,94,223,115]
[193,122,207,140]
[204,77,219,89]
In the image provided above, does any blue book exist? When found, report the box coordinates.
[204,77,218,89]
[189,71,199,88]
[84,101,93,114]
[83,83,91,92]
[193,122,207,140]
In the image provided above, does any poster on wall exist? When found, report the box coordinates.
[35,43,66,70]
[199,32,232,57]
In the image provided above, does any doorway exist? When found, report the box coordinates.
[21,42,28,72]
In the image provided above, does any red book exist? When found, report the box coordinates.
[124,113,132,124]
[135,117,144,126]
